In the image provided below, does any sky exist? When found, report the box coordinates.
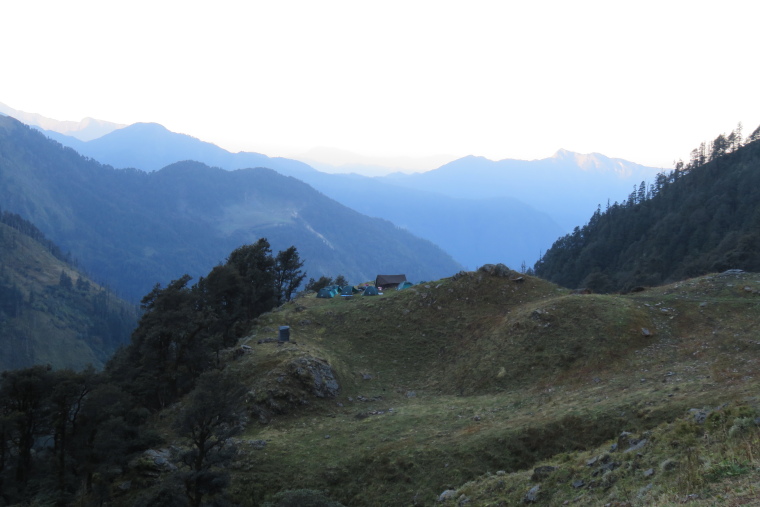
[2,0,759,171]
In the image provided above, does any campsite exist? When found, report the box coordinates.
[316,274,411,299]
[217,263,760,505]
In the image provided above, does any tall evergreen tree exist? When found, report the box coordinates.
[226,239,276,319]
[174,370,245,507]
[274,246,307,304]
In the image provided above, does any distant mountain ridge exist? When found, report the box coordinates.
[40,122,318,178]
[17,106,661,268]
[551,148,651,176]
[535,136,760,291]
[290,173,565,270]
[0,101,125,141]
[296,146,455,176]
[38,122,568,269]
[0,115,462,302]
[381,152,664,231]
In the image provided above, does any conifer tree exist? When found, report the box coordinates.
[274,246,307,304]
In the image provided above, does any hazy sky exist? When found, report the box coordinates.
[2,0,758,170]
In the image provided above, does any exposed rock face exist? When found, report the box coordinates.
[249,355,340,423]
[452,270,471,281]
[288,357,340,398]
[478,263,515,277]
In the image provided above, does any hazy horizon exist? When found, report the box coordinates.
[2,0,758,172]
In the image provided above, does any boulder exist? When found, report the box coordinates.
[438,489,457,502]
[524,485,540,503]
[478,263,514,277]
[249,355,340,423]
[289,357,340,398]
[689,408,709,424]
[617,431,637,449]
[624,439,648,453]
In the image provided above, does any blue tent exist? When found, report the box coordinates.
[317,287,336,298]
[363,285,380,296]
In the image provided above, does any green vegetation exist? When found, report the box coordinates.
[3,250,760,505]
[222,268,760,506]
[0,240,307,505]
[0,212,136,371]
[108,239,306,411]
[4,117,760,506]
[0,115,461,302]
[535,124,760,292]
[304,274,349,293]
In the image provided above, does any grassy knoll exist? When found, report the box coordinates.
[220,268,760,506]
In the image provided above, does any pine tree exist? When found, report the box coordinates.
[274,246,307,304]
[174,370,245,507]
[226,239,276,319]
[59,270,73,289]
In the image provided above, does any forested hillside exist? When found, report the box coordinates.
[6,260,760,506]
[41,121,315,176]
[0,116,461,301]
[534,124,760,292]
[0,211,136,371]
[0,239,307,505]
[41,121,565,270]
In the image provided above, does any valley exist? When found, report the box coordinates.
[1,105,759,506]
[2,4,759,504]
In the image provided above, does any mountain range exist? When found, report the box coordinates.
[0,115,461,302]
[3,102,760,506]
[32,117,660,270]
[381,150,664,231]
[0,101,126,141]
[536,134,760,291]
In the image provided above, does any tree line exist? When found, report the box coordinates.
[0,238,307,506]
[534,123,760,292]
[0,215,137,371]
[109,238,305,411]
[0,209,71,264]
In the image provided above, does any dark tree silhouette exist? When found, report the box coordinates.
[274,246,307,304]
[174,370,246,507]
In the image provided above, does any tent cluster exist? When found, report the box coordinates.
[316,275,412,298]
[316,284,362,298]
[317,285,344,298]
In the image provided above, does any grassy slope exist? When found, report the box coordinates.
[0,222,136,371]
[216,268,760,506]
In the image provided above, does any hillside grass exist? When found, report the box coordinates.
[0,222,137,370]
[219,269,760,506]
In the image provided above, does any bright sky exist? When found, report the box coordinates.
[2,0,758,170]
